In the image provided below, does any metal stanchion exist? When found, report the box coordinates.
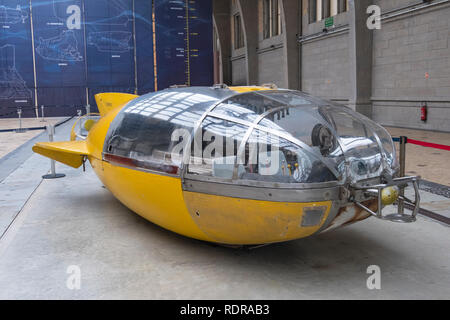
[40,105,46,122]
[77,109,82,133]
[85,104,91,119]
[398,136,407,214]
[15,108,26,133]
[42,124,66,179]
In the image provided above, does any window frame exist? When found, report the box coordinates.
[309,0,348,24]
[263,0,282,40]
[233,13,245,49]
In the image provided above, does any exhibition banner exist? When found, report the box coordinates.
[84,0,136,106]
[155,0,213,90]
[134,0,154,95]
[186,0,213,87]
[0,0,35,116]
[32,0,87,111]
[0,0,213,117]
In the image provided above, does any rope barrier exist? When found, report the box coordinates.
[392,136,450,151]
[407,139,450,151]
[0,115,75,133]
[0,104,94,118]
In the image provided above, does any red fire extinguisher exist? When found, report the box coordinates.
[421,102,427,122]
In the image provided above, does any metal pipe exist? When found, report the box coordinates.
[40,105,46,122]
[42,124,66,179]
[18,108,22,130]
[381,0,450,21]
[17,108,23,133]
[29,0,39,112]
[77,109,82,133]
[298,26,349,43]
[48,125,55,175]
[86,104,91,120]
[399,136,407,214]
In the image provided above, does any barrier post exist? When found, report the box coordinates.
[77,109,82,133]
[15,108,26,133]
[18,108,22,130]
[42,124,66,180]
[86,104,91,120]
[40,105,46,122]
[398,136,407,214]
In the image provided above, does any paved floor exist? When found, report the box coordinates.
[0,121,448,299]
[0,162,448,299]
[0,118,64,158]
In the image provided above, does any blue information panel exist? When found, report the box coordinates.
[188,0,213,87]
[0,0,35,117]
[0,0,213,118]
[84,0,136,109]
[134,0,154,95]
[155,0,187,90]
[155,0,213,90]
[32,0,87,115]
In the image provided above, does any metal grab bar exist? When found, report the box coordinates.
[353,176,421,223]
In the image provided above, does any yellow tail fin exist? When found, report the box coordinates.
[95,92,138,117]
[32,141,89,169]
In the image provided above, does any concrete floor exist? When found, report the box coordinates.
[0,119,449,299]
[0,118,64,158]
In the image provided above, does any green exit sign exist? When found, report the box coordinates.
[325,17,334,28]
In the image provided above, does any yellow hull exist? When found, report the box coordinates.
[32,91,375,246]
[90,157,332,245]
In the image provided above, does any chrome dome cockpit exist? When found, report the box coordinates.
[102,86,420,224]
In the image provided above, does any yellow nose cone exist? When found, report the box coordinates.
[381,186,399,206]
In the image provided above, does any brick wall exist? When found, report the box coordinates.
[372,2,450,131]
[302,33,350,101]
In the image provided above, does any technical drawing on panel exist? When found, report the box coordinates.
[0,5,28,25]
[35,30,83,61]
[0,44,32,100]
[87,31,132,53]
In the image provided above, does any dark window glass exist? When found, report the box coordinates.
[338,0,347,13]
[263,0,281,38]
[272,0,280,36]
[234,14,244,49]
[263,0,271,39]
[322,0,331,19]
[309,0,317,23]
